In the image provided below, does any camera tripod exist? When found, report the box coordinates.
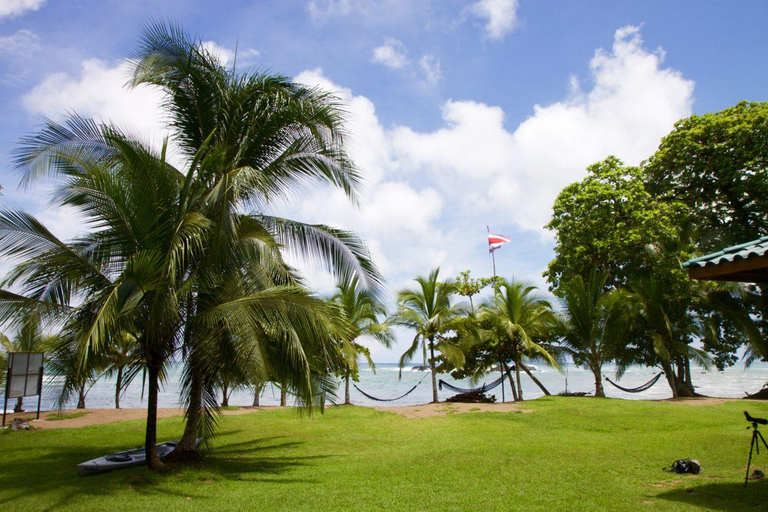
[744,411,768,487]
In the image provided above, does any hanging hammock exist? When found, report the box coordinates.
[438,369,512,394]
[604,372,663,393]
[352,373,430,402]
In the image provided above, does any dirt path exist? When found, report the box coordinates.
[373,402,535,418]
[3,406,270,430]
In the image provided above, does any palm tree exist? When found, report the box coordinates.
[330,276,393,404]
[6,120,202,469]
[556,270,631,397]
[129,21,382,460]
[101,332,141,409]
[391,268,467,403]
[479,281,559,401]
[627,275,707,398]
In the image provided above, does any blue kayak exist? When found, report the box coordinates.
[77,439,199,476]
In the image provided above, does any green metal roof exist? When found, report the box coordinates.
[683,235,768,269]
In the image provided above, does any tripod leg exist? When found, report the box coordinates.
[757,430,768,451]
[745,431,757,488]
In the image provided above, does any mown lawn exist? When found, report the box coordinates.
[0,397,766,511]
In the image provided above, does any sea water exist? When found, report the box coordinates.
[4,361,768,412]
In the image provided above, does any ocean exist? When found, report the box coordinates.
[5,360,768,413]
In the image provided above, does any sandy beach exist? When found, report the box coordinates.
[3,405,270,430]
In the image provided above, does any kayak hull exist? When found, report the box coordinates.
[78,439,199,476]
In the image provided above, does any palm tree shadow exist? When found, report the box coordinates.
[656,480,767,510]
[205,436,333,483]
[0,435,333,509]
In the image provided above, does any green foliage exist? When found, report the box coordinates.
[644,101,768,251]
[545,156,683,289]
[455,270,494,310]
[643,101,768,362]
[556,270,632,396]
[390,268,468,401]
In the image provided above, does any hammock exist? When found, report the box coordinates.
[604,373,663,393]
[438,369,512,394]
[352,373,430,402]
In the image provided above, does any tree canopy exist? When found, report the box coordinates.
[644,101,768,251]
[545,156,683,290]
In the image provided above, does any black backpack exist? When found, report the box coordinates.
[664,459,701,474]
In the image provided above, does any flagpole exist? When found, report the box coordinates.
[488,225,504,403]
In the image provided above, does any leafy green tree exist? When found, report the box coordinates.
[556,270,631,397]
[455,270,493,311]
[391,268,467,403]
[644,101,768,360]
[545,156,682,290]
[644,101,768,251]
[330,276,392,405]
[478,281,559,400]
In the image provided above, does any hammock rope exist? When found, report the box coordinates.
[438,369,513,394]
[604,372,663,393]
[352,373,430,402]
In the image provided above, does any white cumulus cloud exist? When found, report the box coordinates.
[0,0,45,19]
[469,0,519,40]
[372,38,409,69]
[22,59,169,148]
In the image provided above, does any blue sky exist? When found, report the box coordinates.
[1,0,767,362]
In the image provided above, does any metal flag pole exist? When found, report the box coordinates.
[488,226,504,403]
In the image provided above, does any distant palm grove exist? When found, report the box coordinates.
[1,23,767,471]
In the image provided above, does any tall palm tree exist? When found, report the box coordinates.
[5,120,204,468]
[479,281,559,401]
[556,270,630,397]
[330,276,393,404]
[391,268,467,403]
[129,22,382,459]
[101,332,141,409]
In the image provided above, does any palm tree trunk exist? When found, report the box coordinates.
[515,357,523,401]
[344,367,351,405]
[502,361,518,401]
[521,364,550,396]
[280,383,287,407]
[429,338,438,403]
[77,382,86,409]
[13,397,23,413]
[591,365,605,397]
[174,363,203,455]
[253,384,263,406]
[221,381,229,407]
[145,360,164,471]
[684,356,694,389]
[173,297,203,458]
[661,360,678,398]
[115,367,123,409]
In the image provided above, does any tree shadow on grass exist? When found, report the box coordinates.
[0,433,334,510]
[205,435,333,483]
[656,480,767,510]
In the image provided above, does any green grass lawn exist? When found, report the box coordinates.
[1,397,766,511]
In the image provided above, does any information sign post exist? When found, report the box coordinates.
[2,352,44,427]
